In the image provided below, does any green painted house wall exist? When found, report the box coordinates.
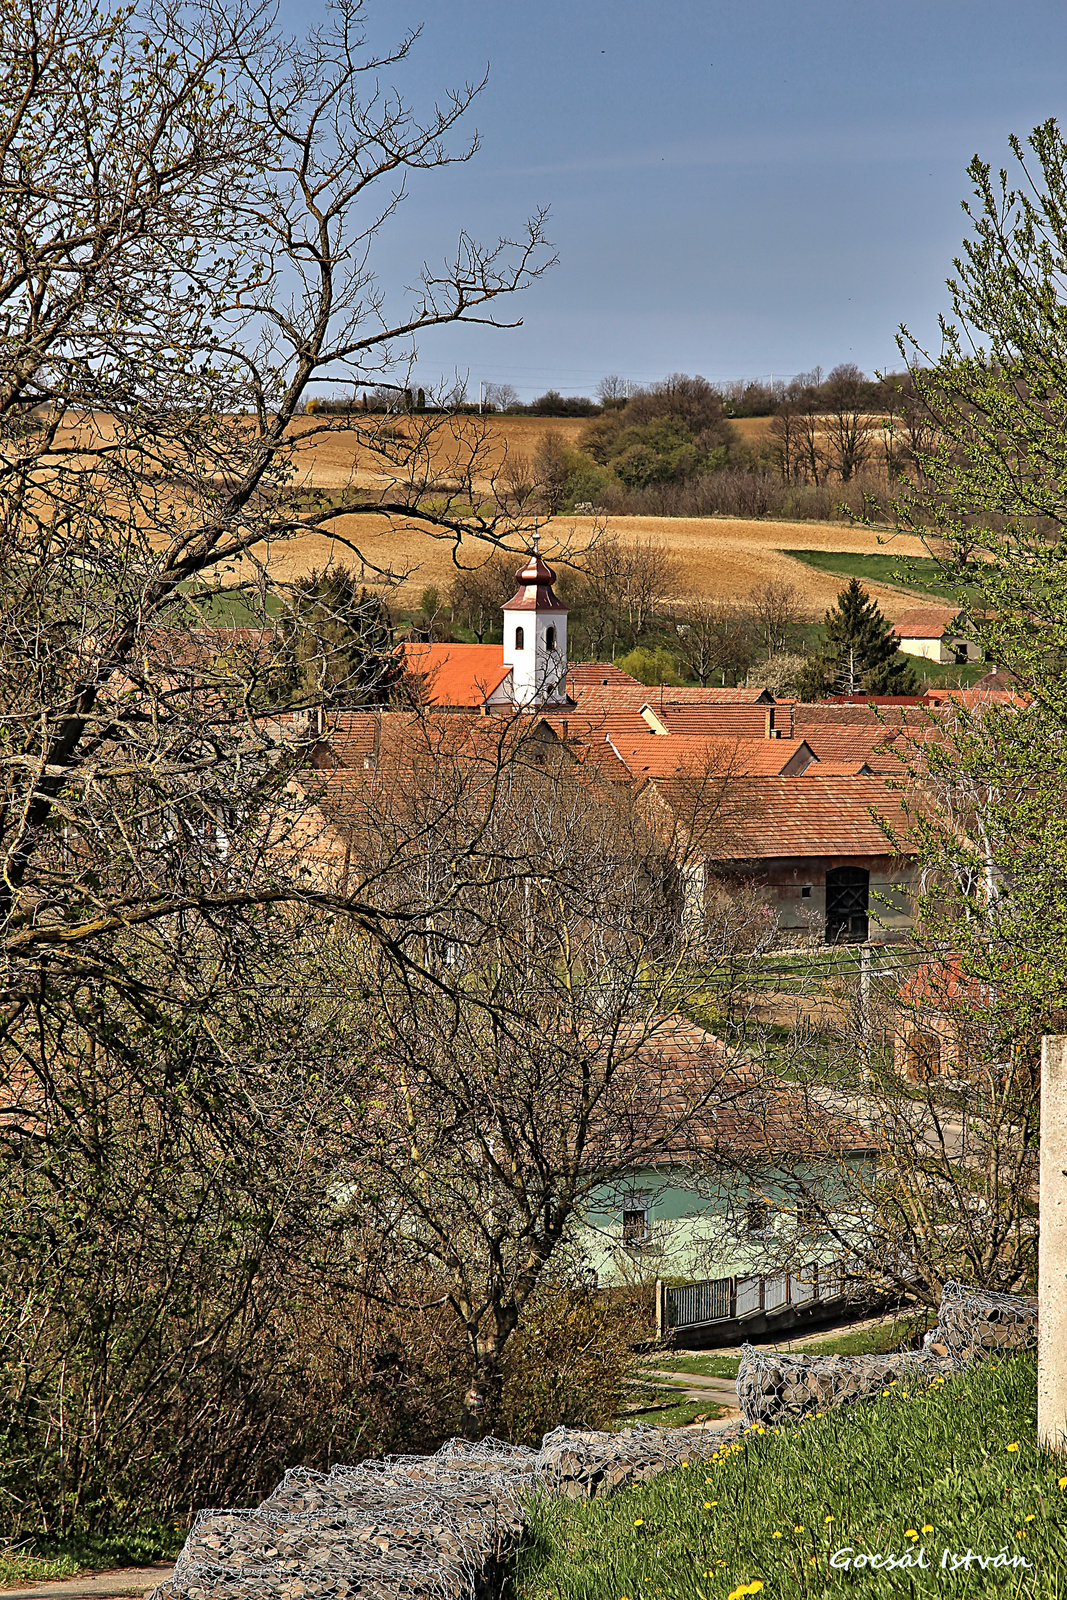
[579,1157,872,1288]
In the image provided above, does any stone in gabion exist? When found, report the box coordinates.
[925,1280,1038,1365]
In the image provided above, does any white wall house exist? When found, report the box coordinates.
[892,606,982,665]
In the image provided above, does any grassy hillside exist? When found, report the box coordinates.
[781,548,957,601]
[513,1355,1058,1598]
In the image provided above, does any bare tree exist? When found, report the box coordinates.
[823,365,876,483]
[0,0,558,1047]
[740,580,803,656]
[317,722,760,1430]
[448,551,519,641]
[674,599,759,687]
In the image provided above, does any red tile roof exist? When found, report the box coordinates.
[893,606,964,640]
[652,774,915,861]
[567,661,643,690]
[400,642,512,707]
[603,1015,877,1161]
[607,733,815,780]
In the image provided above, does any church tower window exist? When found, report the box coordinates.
[546,625,556,650]
[515,625,525,650]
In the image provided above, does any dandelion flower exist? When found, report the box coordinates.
[1060,1477,1067,1490]
[905,1529,918,1540]
[772,1530,782,1538]
[1007,1442,1020,1453]
[824,1514,834,1524]
[794,1525,804,1533]
[922,1524,934,1533]
[704,1501,713,1509]
[634,1518,644,1526]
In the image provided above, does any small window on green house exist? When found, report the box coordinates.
[622,1206,650,1246]
[746,1196,770,1235]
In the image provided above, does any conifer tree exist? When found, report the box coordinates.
[798,578,917,699]
[278,566,402,708]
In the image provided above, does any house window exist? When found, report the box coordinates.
[746,1196,770,1235]
[954,642,968,665]
[797,1194,821,1231]
[515,625,525,650]
[801,885,812,899]
[622,1204,650,1246]
[906,1029,942,1082]
[546,625,556,651]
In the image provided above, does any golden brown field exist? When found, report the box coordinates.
[245,509,924,618]
[248,415,924,615]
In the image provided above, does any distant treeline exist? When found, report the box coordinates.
[305,366,933,522]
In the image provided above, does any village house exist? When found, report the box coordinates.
[891,605,983,665]
[576,1016,876,1287]
[289,541,929,945]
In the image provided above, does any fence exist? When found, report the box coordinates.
[656,1259,846,1338]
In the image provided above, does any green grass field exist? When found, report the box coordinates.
[514,1355,1056,1599]
[781,548,958,599]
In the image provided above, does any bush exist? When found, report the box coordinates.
[614,646,684,686]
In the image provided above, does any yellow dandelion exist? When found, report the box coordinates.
[794,1524,804,1532]
[704,1501,713,1509]
[809,1556,818,1566]
[1025,1514,1036,1523]
[634,1517,644,1526]
[772,1529,782,1538]
[1060,1476,1067,1490]
[1007,1441,1020,1453]
[882,1389,890,1397]
[905,1529,918,1540]
[824,1514,834,1524]
[1017,1530,1028,1539]
[922,1524,934,1533]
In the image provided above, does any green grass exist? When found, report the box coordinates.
[0,1549,82,1588]
[780,548,958,599]
[648,1355,743,1382]
[0,1519,182,1589]
[614,1399,728,1431]
[513,1355,1058,1598]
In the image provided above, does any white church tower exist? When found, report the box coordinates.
[501,531,568,707]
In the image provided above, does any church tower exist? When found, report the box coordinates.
[501,532,568,707]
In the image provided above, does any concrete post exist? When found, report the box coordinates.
[655,1278,666,1342]
[1039,1036,1067,1453]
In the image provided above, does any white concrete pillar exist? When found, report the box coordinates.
[1039,1036,1067,1453]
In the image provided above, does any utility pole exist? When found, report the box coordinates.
[859,942,872,1088]
[1039,1035,1067,1453]
[478,380,483,414]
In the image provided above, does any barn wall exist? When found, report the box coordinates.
[715,855,915,941]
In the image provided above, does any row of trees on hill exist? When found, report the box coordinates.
[511,367,932,522]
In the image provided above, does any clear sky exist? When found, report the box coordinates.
[281,0,1067,400]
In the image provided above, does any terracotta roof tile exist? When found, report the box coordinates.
[400,642,512,707]
[607,733,815,779]
[652,774,915,861]
[893,606,964,639]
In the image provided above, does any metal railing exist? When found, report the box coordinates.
[656,1259,847,1337]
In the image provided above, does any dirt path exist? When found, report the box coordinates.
[0,1563,172,1599]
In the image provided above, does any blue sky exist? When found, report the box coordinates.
[282,0,1067,399]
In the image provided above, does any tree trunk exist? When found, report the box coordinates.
[461,1349,505,1439]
